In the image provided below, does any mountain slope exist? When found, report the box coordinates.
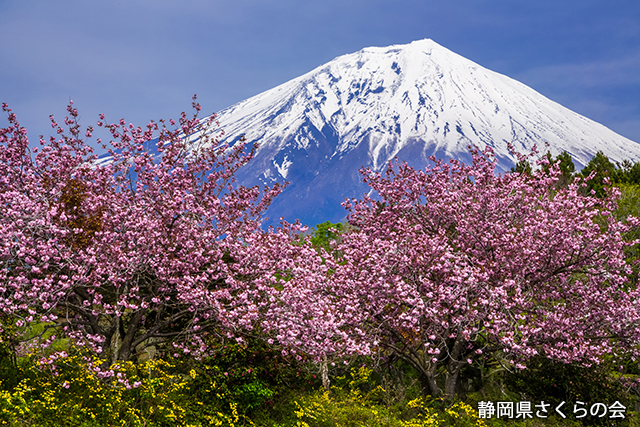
[208,39,640,225]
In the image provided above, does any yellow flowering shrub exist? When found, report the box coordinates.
[0,354,193,426]
[0,343,487,427]
[291,367,477,427]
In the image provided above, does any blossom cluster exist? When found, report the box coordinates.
[2,99,639,401]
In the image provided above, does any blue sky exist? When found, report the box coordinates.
[1,0,639,151]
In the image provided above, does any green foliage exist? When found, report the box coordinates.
[184,337,316,419]
[614,183,640,287]
[310,221,344,254]
[0,343,638,426]
[612,160,640,186]
[5,149,640,426]
[615,184,640,222]
[504,357,628,426]
[0,354,193,426]
[580,151,617,197]
[541,151,576,188]
[287,366,493,427]
[510,151,576,189]
[290,367,477,427]
[292,391,444,427]
[510,150,640,200]
[0,317,19,392]
[577,151,640,196]
[510,160,532,176]
[509,151,640,197]
[554,151,576,177]
[0,345,301,426]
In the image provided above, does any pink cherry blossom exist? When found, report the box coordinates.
[0,98,286,368]
[327,147,640,399]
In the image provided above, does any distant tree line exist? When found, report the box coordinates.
[513,150,640,198]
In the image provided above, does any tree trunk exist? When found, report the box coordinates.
[444,361,462,401]
[321,356,330,391]
[443,334,466,401]
[111,315,120,364]
[417,356,441,397]
[118,310,144,361]
[421,371,441,397]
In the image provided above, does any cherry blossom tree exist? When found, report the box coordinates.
[331,148,640,400]
[226,222,370,390]
[4,96,640,400]
[0,97,287,367]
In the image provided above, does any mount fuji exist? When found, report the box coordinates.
[207,39,640,226]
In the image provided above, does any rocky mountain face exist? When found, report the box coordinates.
[206,39,640,226]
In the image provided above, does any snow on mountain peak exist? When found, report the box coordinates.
[205,39,640,225]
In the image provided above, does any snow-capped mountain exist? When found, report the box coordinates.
[209,39,640,226]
